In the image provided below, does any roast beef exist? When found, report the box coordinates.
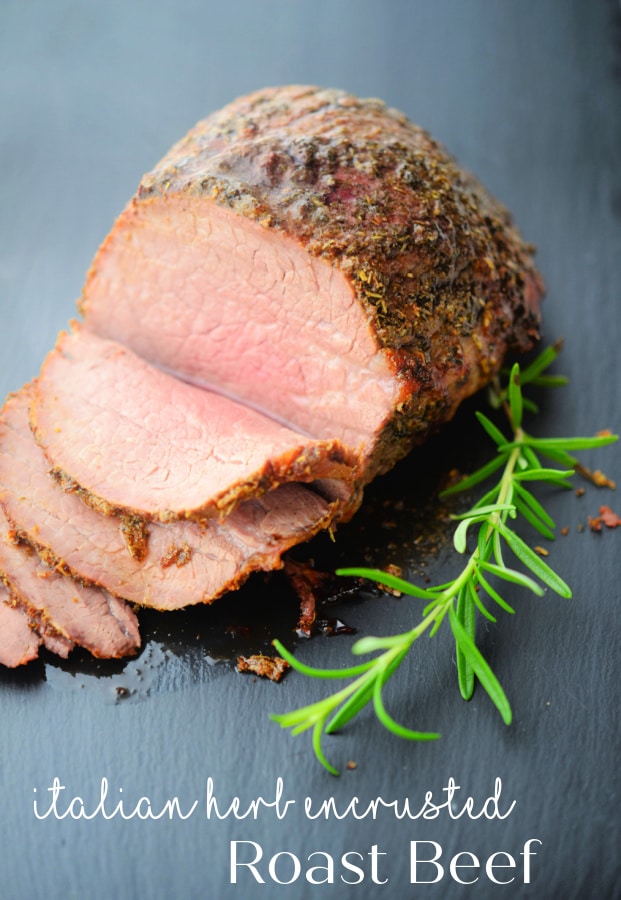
[80,85,542,484]
[1,385,342,609]
[0,85,545,667]
[0,587,45,667]
[0,583,75,667]
[0,507,140,658]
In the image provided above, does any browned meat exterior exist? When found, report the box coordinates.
[0,507,140,659]
[80,85,543,483]
[31,324,357,523]
[1,385,342,609]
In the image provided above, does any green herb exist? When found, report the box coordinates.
[270,343,618,774]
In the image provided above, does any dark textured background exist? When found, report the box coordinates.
[1,1,620,897]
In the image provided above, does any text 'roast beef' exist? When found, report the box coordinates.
[0,85,544,666]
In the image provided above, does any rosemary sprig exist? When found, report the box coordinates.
[270,344,618,774]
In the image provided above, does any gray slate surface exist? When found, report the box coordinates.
[1,1,620,897]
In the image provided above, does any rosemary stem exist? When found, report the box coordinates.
[392,434,524,651]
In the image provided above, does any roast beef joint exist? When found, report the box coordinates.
[0,86,543,667]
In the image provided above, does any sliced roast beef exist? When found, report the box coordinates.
[35,623,75,658]
[0,507,140,659]
[31,324,357,524]
[0,583,75,666]
[1,385,341,609]
[0,587,43,667]
[80,85,543,484]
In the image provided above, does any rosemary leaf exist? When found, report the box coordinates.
[494,522,572,597]
[475,410,508,446]
[336,567,436,600]
[372,676,441,742]
[513,467,575,486]
[512,494,556,540]
[448,605,512,724]
[456,584,476,699]
[508,363,523,429]
[326,678,376,734]
[477,559,544,595]
[312,722,339,776]
[511,480,556,529]
[471,581,497,624]
[476,569,516,614]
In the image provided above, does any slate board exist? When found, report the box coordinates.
[0,1,619,898]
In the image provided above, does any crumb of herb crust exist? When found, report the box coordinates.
[236,654,290,682]
[346,760,358,770]
[561,526,569,536]
[592,470,616,489]
[534,546,549,556]
[599,506,621,527]
[576,463,616,489]
[589,505,621,532]
[160,541,193,568]
[378,563,403,596]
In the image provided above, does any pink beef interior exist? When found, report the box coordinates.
[83,199,400,453]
